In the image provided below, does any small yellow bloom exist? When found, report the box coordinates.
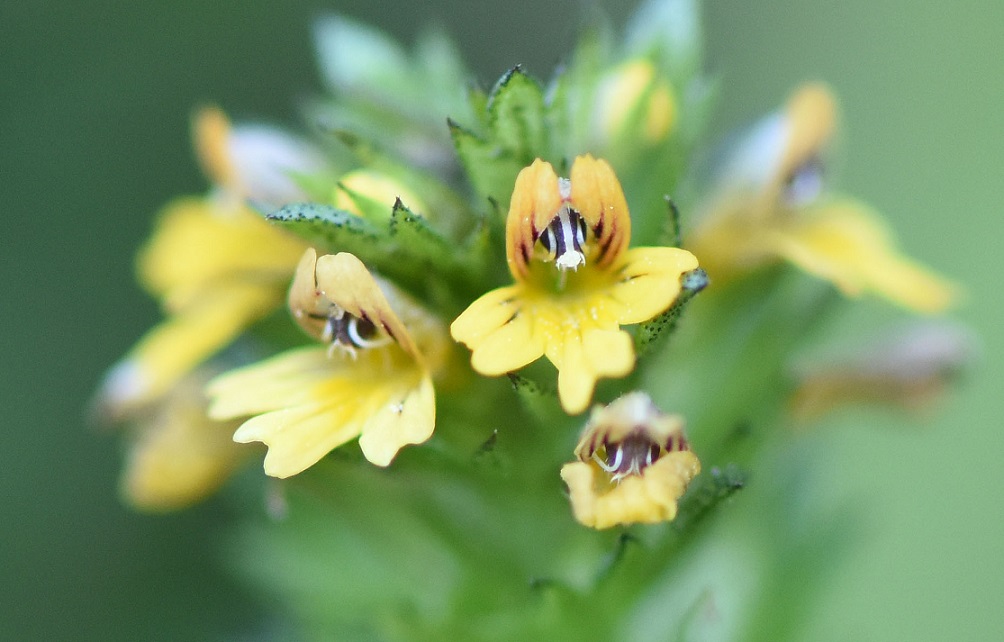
[593,59,676,144]
[560,392,700,529]
[120,370,246,512]
[208,249,447,477]
[689,82,957,313]
[97,109,313,419]
[332,169,429,221]
[451,156,698,413]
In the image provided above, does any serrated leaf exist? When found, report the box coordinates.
[268,203,385,255]
[671,462,747,533]
[466,85,490,130]
[388,200,458,271]
[487,66,548,163]
[449,118,524,208]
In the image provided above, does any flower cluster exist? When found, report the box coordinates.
[95,1,962,636]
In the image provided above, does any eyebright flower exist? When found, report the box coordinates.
[207,249,447,477]
[119,370,246,512]
[96,108,315,419]
[560,392,700,529]
[450,155,699,414]
[688,82,958,313]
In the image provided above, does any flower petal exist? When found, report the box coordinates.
[768,200,958,313]
[233,400,369,478]
[450,284,523,346]
[612,247,700,324]
[505,159,563,279]
[314,252,420,357]
[570,155,631,267]
[554,328,634,414]
[469,311,545,376]
[357,374,436,466]
[138,198,304,309]
[100,282,280,418]
[207,347,345,419]
[120,376,244,512]
[561,451,700,529]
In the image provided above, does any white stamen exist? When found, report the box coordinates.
[558,177,572,199]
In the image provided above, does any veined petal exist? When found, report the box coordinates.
[569,155,631,268]
[767,201,958,313]
[611,247,700,324]
[100,283,280,418]
[506,159,563,279]
[315,252,422,358]
[450,284,523,346]
[209,251,443,478]
[562,392,700,528]
[456,155,697,412]
[358,374,436,466]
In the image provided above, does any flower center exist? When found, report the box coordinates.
[594,433,661,480]
[590,429,690,481]
[537,206,588,271]
[314,308,391,357]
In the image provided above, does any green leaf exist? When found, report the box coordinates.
[671,463,747,533]
[388,199,459,273]
[449,118,525,208]
[268,202,384,255]
[487,66,548,163]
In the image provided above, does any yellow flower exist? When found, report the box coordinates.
[119,370,247,512]
[560,392,700,529]
[593,59,676,144]
[689,82,957,313]
[97,108,312,419]
[451,155,699,414]
[207,249,447,477]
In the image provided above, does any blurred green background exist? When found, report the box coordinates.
[2,0,1000,639]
